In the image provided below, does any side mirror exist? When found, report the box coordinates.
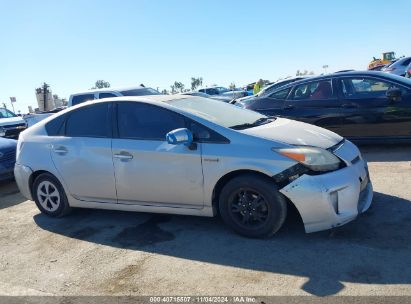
[386,88,402,102]
[166,128,193,146]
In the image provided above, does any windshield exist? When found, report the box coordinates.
[0,108,17,118]
[167,97,267,129]
[120,88,160,96]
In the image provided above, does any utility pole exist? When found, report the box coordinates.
[42,82,50,111]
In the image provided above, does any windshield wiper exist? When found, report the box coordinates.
[229,117,275,130]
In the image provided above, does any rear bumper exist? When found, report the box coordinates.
[280,158,373,233]
[14,163,33,200]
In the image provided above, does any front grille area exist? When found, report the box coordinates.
[3,124,26,138]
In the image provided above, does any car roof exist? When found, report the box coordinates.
[266,70,411,92]
[70,85,148,96]
[76,95,193,106]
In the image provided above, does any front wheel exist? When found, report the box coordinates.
[32,173,71,217]
[219,174,287,238]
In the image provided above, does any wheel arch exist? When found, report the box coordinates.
[212,169,275,212]
[29,170,58,196]
[211,169,304,227]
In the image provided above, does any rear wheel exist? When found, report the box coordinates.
[219,174,287,238]
[32,173,71,217]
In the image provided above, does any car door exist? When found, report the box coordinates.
[50,102,117,203]
[337,76,411,138]
[279,79,344,133]
[112,101,204,208]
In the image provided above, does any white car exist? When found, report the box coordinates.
[0,108,27,139]
[24,85,161,127]
[15,95,373,238]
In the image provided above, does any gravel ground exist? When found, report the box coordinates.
[0,145,410,297]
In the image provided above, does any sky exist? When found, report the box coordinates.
[1,0,410,113]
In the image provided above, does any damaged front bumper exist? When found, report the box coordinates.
[279,147,373,233]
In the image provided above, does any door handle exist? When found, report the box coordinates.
[284,105,294,110]
[341,103,358,109]
[53,146,68,155]
[113,152,133,161]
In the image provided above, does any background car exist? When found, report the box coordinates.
[24,85,161,127]
[257,77,310,97]
[239,71,411,142]
[180,91,232,102]
[0,108,27,139]
[198,87,248,99]
[69,85,161,106]
[234,77,310,105]
[382,56,411,76]
[0,137,17,181]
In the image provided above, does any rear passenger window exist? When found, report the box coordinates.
[71,94,95,106]
[65,103,111,138]
[45,114,66,136]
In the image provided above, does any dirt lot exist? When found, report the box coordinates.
[0,145,410,297]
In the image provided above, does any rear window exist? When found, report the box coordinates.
[71,94,95,106]
[65,103,111,138]
[119,88,160,96]
[45,114,66,136]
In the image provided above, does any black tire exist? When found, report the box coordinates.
[219,174,287,238]
[32,173,71,217]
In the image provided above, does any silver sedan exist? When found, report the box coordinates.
[14,96,373,238]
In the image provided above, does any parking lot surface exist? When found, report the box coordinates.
[0,145,410,297]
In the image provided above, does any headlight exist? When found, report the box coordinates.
[0,127,5,137]
[273,146,342,172]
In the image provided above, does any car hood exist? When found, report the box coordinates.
[239,117,343,149]
[0,116,25,127]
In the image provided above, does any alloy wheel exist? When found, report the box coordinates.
[229,188,269,229]
[37,181,61,212]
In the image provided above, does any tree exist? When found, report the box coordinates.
[191,77,203,91]
[161,89,169,95]
[296,70,314,76]
[173,81,185,93]
[92,80,110,89]
[229,82,236,90]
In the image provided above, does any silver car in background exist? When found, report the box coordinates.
[14,96,373,238]
[382,56,411,76]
